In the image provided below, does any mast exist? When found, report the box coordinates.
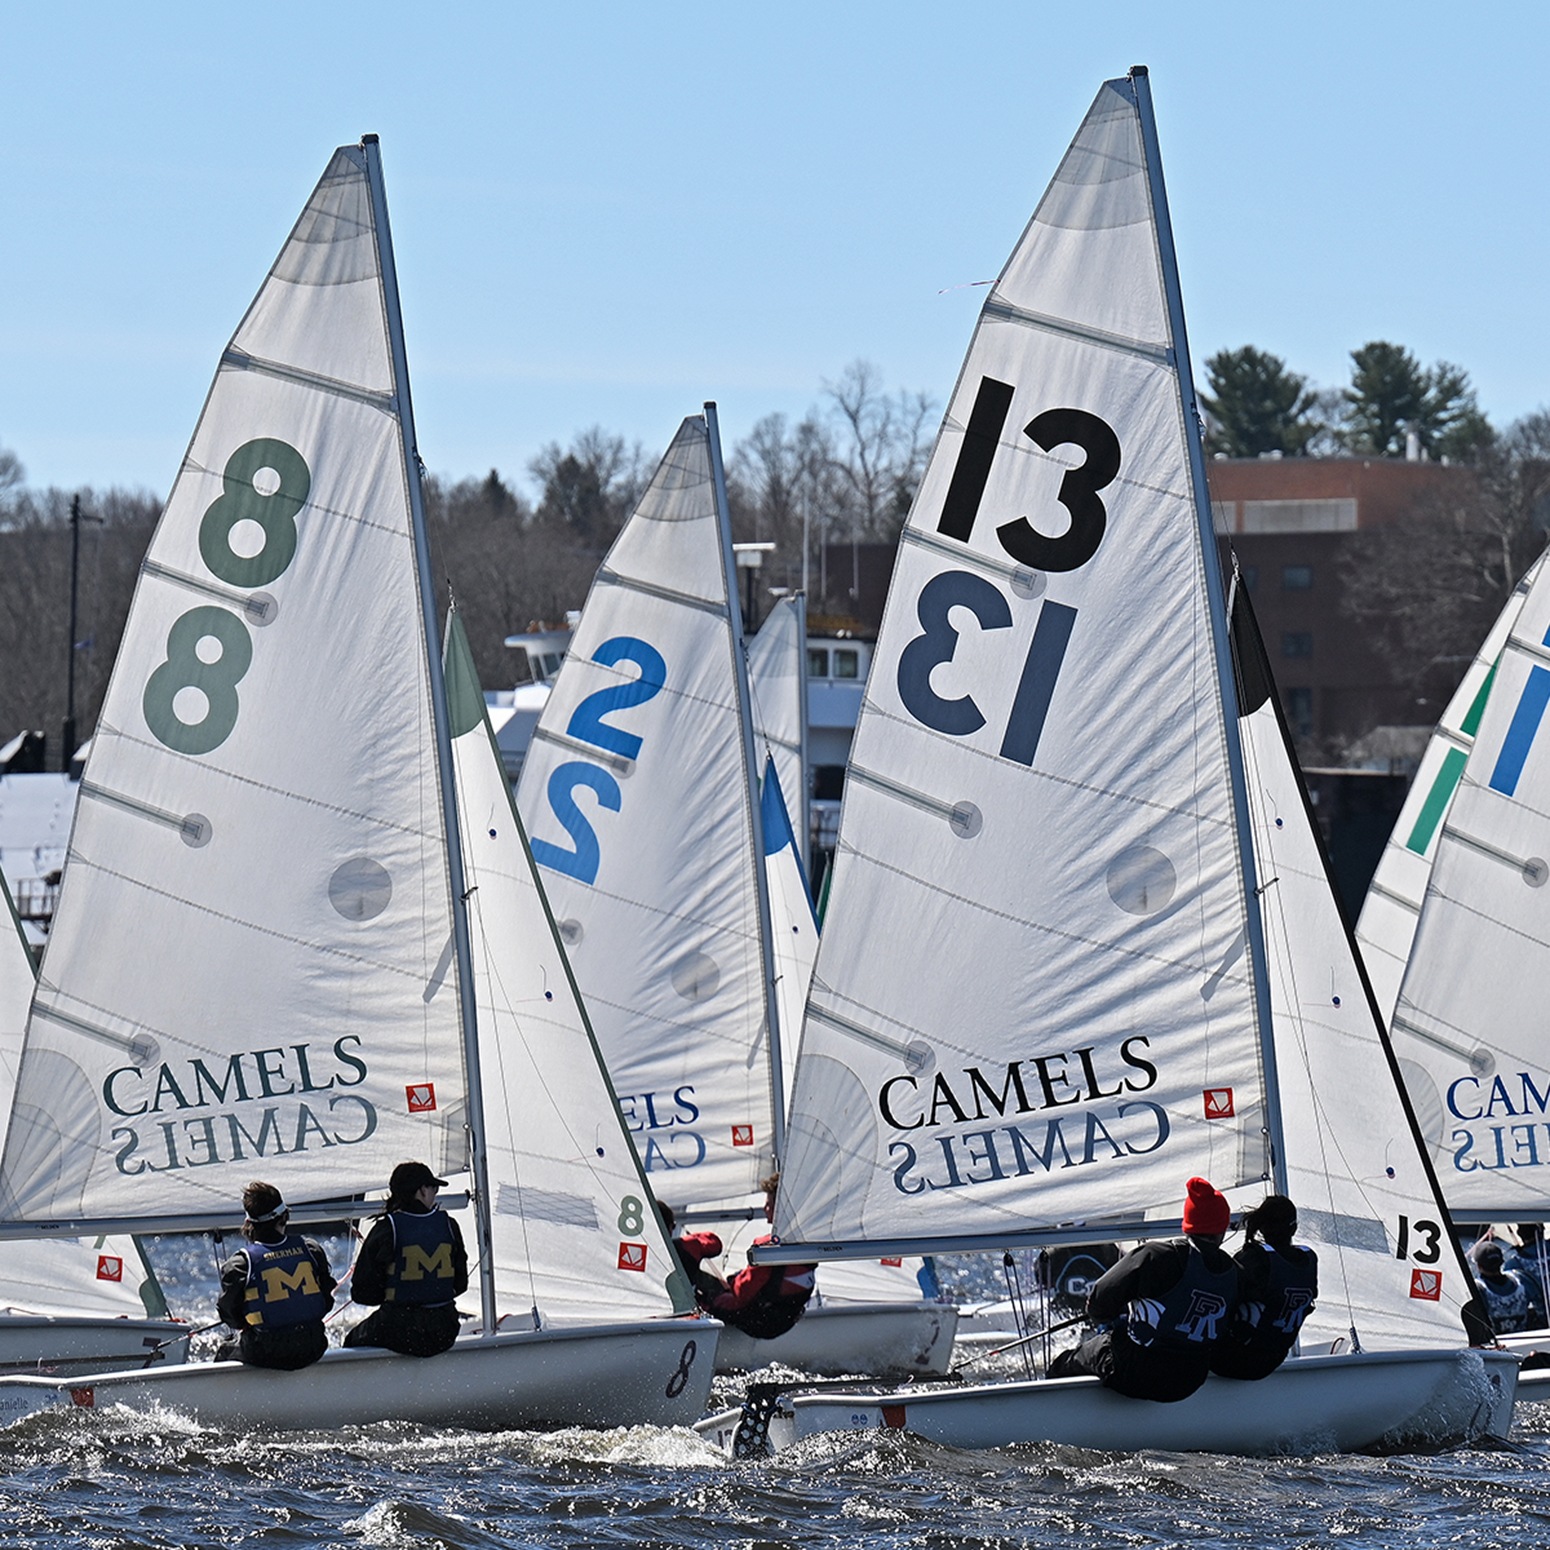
[705,401,788,1166]
[795,588,811,877]
[1130,67,1288,1196]
[361,134,498,1335]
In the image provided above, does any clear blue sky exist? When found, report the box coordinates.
[2,2,1545,501]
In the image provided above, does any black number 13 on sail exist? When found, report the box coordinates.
[896,374,1120,768]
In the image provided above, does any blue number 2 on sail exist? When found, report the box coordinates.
[529,635,667,883]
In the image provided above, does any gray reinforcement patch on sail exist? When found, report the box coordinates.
[1298,1205,1389,1256]
[496,1183,598,1229]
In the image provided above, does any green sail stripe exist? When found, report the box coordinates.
[1406,746,1467,855]
[1460,660,1498,737]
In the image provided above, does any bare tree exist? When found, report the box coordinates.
[1339,411,1550,710]
[823,360,935,540]
[0,485,161,757]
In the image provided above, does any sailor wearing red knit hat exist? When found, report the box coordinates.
[1048,1177,1242,1402]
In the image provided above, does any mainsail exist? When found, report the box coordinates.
[516,412,781,1209]
[442,609,689,1324]
[774,73,1273,1256]
[0,144,467,1229]
[1385,553,1550,1217]
[1356,552,1545,1027]
[1229,584,1479,1348]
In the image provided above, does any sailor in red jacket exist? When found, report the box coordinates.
[694,1173,817,1340]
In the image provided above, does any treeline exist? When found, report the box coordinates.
[1201,340,1492,462]
[0,361,937,755]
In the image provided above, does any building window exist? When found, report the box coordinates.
[1282,632,1313,658]
[1281,564,1313,591]
[833,648,860,679]
[808,648,829,679]
[1285,687,1313,738]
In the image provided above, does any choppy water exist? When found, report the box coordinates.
[0,1240,1547,1548]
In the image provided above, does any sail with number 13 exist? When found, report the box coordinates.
[716,69,1517,1457]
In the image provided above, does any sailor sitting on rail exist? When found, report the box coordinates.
[216,1181,337,1371]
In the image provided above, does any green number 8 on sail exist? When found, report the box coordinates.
[199,437,310,588]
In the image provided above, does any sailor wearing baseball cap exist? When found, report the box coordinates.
[344,1160,469,1357]
[1048,1176,1242,1402]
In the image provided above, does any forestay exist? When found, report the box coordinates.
[516,416,778,1208]
[0,146,467,1227]
[1387,554,1550,1217]
[0,872,164,1314]
[1356,552,1545,1028]
[775,75,1270,1256]
[442,610,690,1325]
[1229,588,1477,1349]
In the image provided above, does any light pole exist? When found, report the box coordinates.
[63,494,102,772]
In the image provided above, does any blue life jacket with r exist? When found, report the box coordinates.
[1233,1242,1318,1352]
[1125,1241,1237,1352]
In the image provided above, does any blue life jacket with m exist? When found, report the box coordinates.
[385,1209,459,1306]
[243,1235,330,1329]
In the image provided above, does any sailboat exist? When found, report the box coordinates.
[0,137,715,1431]
[0,865,186,1374]
[700,68,1517,1456]
[1356,551,1546,1028]
[1353,550,1550,1400]
[516,421,956,1376]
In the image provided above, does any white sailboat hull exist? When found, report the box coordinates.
[699,1349,1517,1457]
[714,1302,958,1376]
[0,1315,188,1377]
[0,1318,717,1432]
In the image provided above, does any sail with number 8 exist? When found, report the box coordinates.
[0,138,714,1431]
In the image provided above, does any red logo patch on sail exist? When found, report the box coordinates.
[1203,1088,1235,1120]
[1410,1268,1443,1301]
[731,1125,754,1147]
[406,1084,437,1113]
[96,1255,123,1282]
[618,1242,647,1272]
[880,1258,903,1268]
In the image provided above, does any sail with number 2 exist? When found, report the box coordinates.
[515,414,781,1212]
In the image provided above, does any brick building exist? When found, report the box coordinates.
[1206,456,1466,750]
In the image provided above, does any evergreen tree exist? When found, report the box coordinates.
[1343,341,1492,461]
[1200,346,1319,457]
